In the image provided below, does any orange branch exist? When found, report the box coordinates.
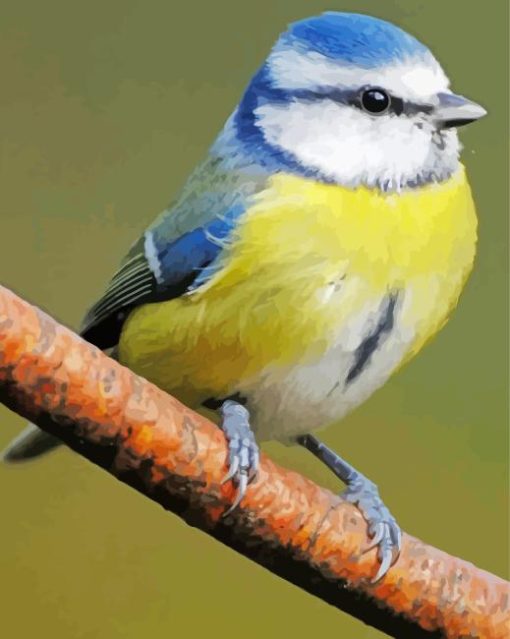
[0,284,508,639]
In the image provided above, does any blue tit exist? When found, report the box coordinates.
[3,12,486,580]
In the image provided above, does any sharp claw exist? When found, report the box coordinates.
[221,455,239,484]
[364,521,385,553]
[371,546,393,583]
[222,502,236,518]
[223,471,248,517]
[235,470,249,505]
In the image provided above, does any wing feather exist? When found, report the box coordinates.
[80,158,266,349]
[80,253,156,348]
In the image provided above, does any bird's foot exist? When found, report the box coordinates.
[342,474,401,582]
[219,399,259,516]
[296,434,401,582]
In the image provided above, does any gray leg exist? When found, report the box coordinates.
[297,434,401,582]
[218,399,260,515]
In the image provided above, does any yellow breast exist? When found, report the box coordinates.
[119,166,477,407]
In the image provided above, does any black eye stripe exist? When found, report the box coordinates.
[287,86,433,117]
[390,96,405,116]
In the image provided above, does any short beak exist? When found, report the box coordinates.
[434,92,487,128]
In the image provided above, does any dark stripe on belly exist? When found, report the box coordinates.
[345,293,398,386]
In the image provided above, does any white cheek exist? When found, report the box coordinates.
[255,100,443,188]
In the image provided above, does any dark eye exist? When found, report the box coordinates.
[360,87,391,114]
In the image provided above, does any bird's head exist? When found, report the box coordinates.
[234,12,486,191]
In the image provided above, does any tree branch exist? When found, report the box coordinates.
[0,284,508,639]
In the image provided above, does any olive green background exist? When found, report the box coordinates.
[0,1,507,638]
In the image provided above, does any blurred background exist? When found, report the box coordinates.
[0,1,507,637]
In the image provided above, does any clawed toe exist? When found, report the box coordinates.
[343,477,401,582]
[221,439,259,516]
[296,435,401,583]
[223,470,248,516]
[218,399,259,516]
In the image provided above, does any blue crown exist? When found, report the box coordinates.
[280,12,428,67]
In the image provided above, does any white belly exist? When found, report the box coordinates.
[237,290,416,442]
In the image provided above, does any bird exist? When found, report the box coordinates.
[2,11,486,581]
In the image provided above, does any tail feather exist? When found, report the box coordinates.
[1,423,61,463]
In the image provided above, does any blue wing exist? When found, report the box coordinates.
[81,157,262,349]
